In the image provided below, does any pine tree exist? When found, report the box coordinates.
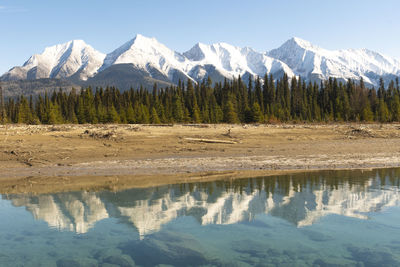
[66,90,78,123]
[391,94,400,121]
[96,103,107,124]
[247,77,253,106]
[201,105,210,123]
[223,100,239,123]
[83,89,97,123]
[361,104,374,121]
[172,95,184,122]
[254,76,263,113]
[378,77,385,100]
[183,107,191,122]
[244,106,253,123]
[140,104,150,124]
[17,96,31,124]
[150,107,161,124]
[77,97,86,124]
[47,103,62,124]
[0,86,7,124]
[377,99,390,122]
[106,105,120,123]
[119,108,127,124]
[251,102,264,123]
[126,105,135,124]
[192,103,201,123]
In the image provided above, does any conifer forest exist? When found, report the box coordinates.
[1,74,399,125]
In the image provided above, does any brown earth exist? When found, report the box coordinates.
[1,123,400,194]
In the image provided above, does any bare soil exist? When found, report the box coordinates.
[1,123,400,194]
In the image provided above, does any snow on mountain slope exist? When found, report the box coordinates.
[184,42,294,80]
[98,34,295,85]
[268,37,400,85]
[1,35,294,86]
[1,40,105,81]
[99,34,192,82]
[2,35,400,88]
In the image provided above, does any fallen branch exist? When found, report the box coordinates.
[184,138,237,144]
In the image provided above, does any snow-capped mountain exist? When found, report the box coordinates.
[2,34,400,93]
[1,40,105,82]
[269,37,400,85]
[95,34,293,86]
[183,42,294,81]
[98,34,192,84]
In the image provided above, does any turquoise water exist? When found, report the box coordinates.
[1,169,400,266]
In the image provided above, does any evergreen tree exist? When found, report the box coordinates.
[172,95,184,122]
[0,86,5,124]
[244,106,253,123]
[126,105,135,124]
[17,96,32,124]
[192,103,201,123]
[377,99,390,122]
[391,94,400,121]
[247,77,253,106]
[254,76,264,113]
[223,100,239,123]
[47,103,62,124]
[251,102,263,123]
[77,97,86,124]
[150,107,161,124]
[106,105,120,123]
[141,104,150,123]
[361,104,374,122]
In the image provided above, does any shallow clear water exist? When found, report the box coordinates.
[1,169,400,267]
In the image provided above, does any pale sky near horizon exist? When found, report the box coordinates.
[1,0,399,74]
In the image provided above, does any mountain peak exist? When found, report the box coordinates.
[43,39,89,52]
[69,39,87,47]
[109,34,162,55]
[184,43,207,61]
[131,34,161,47]
[134,33,154,40]
[285,37,316,50]
[1,39,105,81]
[70,39,85,44]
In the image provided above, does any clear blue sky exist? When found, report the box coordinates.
[1,0,399,74]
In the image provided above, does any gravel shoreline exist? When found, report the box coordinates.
[1,123,400,193]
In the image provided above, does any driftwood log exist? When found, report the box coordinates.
[184,138,237,144]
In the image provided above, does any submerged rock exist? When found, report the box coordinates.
[92,248,123,261]
[301,229,333,242]
[56,258,98,267]
[118,231,211,266]
[313,258,355,267]
[56,259,83,267]
[348,246,400,267]
[102,255,134,267]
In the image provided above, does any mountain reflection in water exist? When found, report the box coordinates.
[3,169,400,237]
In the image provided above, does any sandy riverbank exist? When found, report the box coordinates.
[1,123,400,194]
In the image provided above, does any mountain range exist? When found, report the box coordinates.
[2,34,400,97]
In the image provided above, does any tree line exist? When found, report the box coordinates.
[1,74,399,125]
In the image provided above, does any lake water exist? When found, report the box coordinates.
[1,169,400,267]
